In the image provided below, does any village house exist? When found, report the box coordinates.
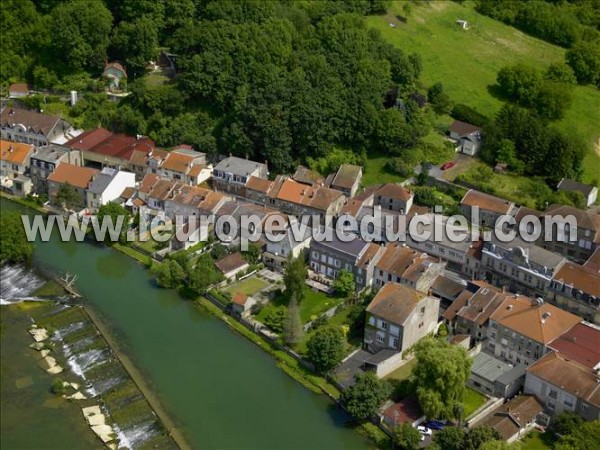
[327,164,363,197]
[486,295,581,367]
[548,254,600,324]
[291,165,324,186]
[371,183,414,214]
[67,127,155,172]
[372,243,445,292]
[473,395,543,442]
[0,140,34,196]
[481,238,567,298]
[0,107,76,146]
[557,178,598,207]
[524,349,600,420]
[170,219,208,252]
[460,189,515,227]
[262,216,312,271]
[364,283,440,354]
[539,205,600,263]
[443,280,511,343]
[230,292,257,318]
[212,156,268,197]
[215,253,249,279]
[164,183,226,219]
[548,322,600,371]
[448,120,482,156]
[8,83,29,99]
[309,232,383,291]
[142,145,211,185]
[47,163,99,209]
[29,144,82,195]
[85,167,136,212]
[102,62,127,91]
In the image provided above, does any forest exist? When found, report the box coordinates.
[0,0,596,184]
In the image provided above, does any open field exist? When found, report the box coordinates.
[366,1,600,183]
[385,358,417,382]
[255,289,344,325]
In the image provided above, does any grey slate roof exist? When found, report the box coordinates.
[31,144,71,163]
[557,178,596,197]
[87,167,118,194]
[214,156,266,176]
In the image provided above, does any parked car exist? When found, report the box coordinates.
[417,426,433,435]
[425,421,445,430]
[441,161,456,170]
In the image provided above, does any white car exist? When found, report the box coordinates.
[417,426,432,436]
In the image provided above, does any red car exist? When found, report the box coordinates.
[441,161,456,170]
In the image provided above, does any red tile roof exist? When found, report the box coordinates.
[67,128,155,161]
[549,322,600,369]
[215,253,248,274]
[232,292,249,306]
[461,189,514,215]
[48,163,98,189]
[0,140,33,165]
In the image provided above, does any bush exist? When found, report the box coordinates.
[51,378,68,396]
[264,306,286,334]
[385,158,414,178]
[451,104,491,128]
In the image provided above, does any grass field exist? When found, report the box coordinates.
[385,358,417,382]
[255,289,344,325]
[463,387,487,419]
[366,1,600,183]
[519,430,555,450]
[223,276,269,296]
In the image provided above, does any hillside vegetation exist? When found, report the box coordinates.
[365,1,600,183]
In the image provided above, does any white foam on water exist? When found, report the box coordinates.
[0,265,44,304]
[114,420,158,449]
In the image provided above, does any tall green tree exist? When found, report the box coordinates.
[393,422,422,450]
[463,426,502,450]
[333,269,355,297]
[340,371,392,421]
[0,212,34,265]
[306,325,346,374]
[188,253,222,292]
[110,17,159,77]
[55,183,80,210]
[48,0,113,72]
[283,294,303,347]
[96,202,130,243]
[432,426,466,450]
[283,254,307,303]
[154,259,185,289]
[412,337,472,420]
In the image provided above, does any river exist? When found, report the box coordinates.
[1,199,370,449]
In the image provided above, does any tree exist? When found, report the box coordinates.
[535,82,573,121]
[566,42,600,86]
[333,269,355,297]
[210,243,228,260]
[427,82,453,114]
[551,412,584,436]
[188,253,222,293]
[306,325,346,374]
[555,419,600,450]
[110,17,159,78]
[243,242,262,265]
[0,211,34,265]
[477,441,514,450]
[55,183,80,210]
[154,260,185,289]
[545,63,577,85]
[340,371,392,421]
[283,295,303,347]
[432,427,466,450]
[264,305,286,333]
[49,0,113,71]
[283,254,307,303]
[496,64,542,105]
[393,422,421,450]
[463,426,502,450]
[97,202,130,243]
[412,337,472,420]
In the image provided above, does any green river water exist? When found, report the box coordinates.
[0,199,371,449]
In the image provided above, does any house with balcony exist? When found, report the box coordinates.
[364,283,440,354]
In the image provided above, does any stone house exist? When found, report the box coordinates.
[85,167,136,212]
[327,164,363,197]
[47,163,99,209]
[215,253,249,279]
[372,183,414,214]
[212,156,268,197]
[29,144,81,195]
[474,395,543,442]
[460,189,515,228]
[230,292,257,318]
[262,216,312,271]
[0,140,33,195]
[0,107,75,147]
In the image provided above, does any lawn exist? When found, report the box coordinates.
[463,387,487,419]
[366,1,600,183]
[255,289,344,325]
[223,276,270,296]
[520,430,555,450]
[363,150,407,186]
[385,358,417,382]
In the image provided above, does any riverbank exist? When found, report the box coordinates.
[3,195,374,449]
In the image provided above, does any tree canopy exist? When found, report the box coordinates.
[306,325,346,374]
[340,371,392,421]
[0,211,34,265]
[412,337,472,420]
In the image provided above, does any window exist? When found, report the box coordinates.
[376,334,385,343]
[381,321,389,330]
[334,259,341,268]
[549,389,558,399]
[312,251,318,259]
[392,338,399,348]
